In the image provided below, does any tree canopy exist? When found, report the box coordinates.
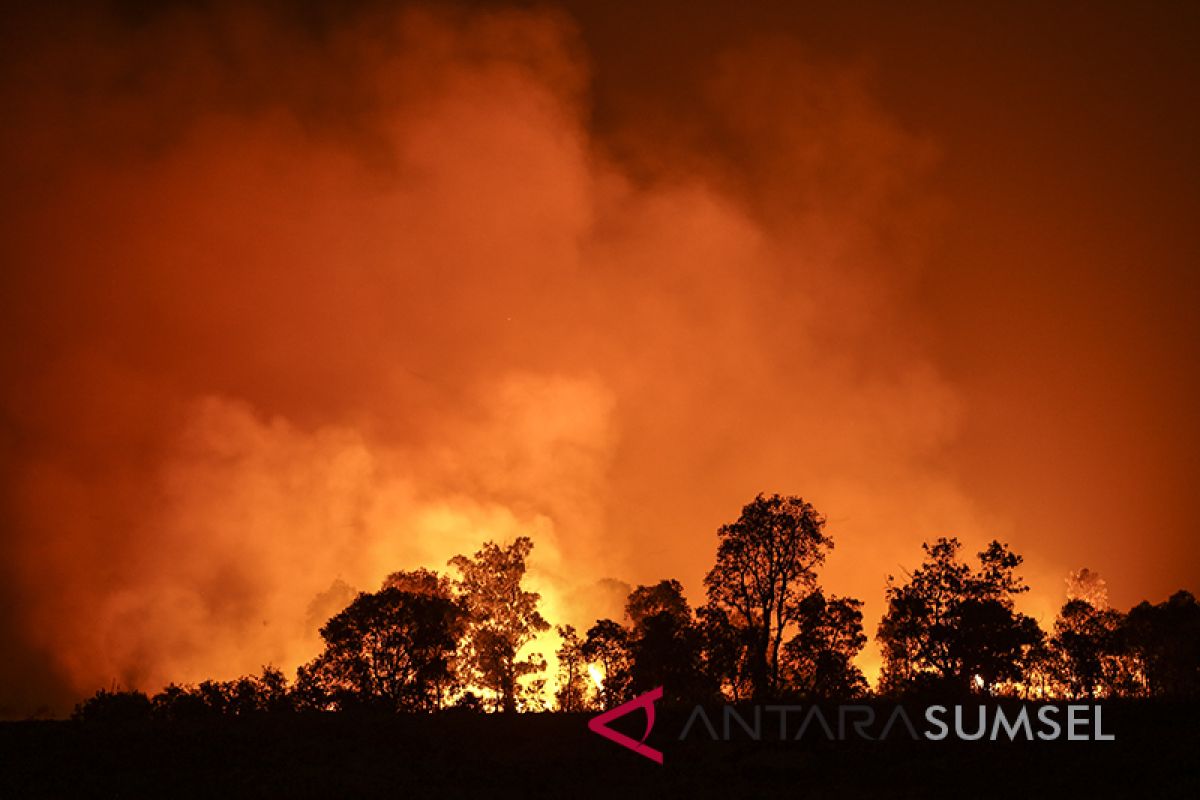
[703,493,834,699]
[72,499,1200,715]
[298,585,465,712]
[877,538,1042,695]
[449,536,549,713]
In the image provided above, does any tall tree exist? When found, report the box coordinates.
[1124,590,1200,698]
[703,494,834,699]
[781,592,868,698]
[554,625,590,712]
[696,602,754,701]
[624,580,710,703]
[1052,598,1127,698]
[449,537,549,713]
[877,538,1042,695]
[299,586,465,711]
[582,619,632,708]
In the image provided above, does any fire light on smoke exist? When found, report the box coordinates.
[0,2,1195,718]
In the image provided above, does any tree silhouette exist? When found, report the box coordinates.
[781,592,868,698]
[696,602,755,701]
[66,518,1200,721]
[383,567,454,598]
[582,618,632,708]
[877,537,1041,695]
[1052,598,1126,698]
[152,683,219,721]
[626,580,692,626]
[953,596,1044,690]
[703,494,834,699]
[72,689,153,723]
[624,580,711,703]
[449,537,549,713]
[1124,590,1200,698]
[553,625,591,712]
[180,667,293,716]
[299,586,465,711]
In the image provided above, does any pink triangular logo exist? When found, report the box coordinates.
[587,686,664,764]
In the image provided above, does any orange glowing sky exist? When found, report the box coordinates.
[0,1,1197,715]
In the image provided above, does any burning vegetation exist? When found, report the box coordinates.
[74,494,1200,720]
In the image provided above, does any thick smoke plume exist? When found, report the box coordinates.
[1,2,1004,715]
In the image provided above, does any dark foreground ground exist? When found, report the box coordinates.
[2,701,1198,799]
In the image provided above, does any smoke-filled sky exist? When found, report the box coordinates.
[1,1,1197,715]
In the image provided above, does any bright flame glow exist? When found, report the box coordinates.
[588,663,605,691]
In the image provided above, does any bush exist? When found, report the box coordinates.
[72,689,152,723]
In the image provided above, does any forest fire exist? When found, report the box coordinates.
[0,0,1196,766]
[2,2,1198,796]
